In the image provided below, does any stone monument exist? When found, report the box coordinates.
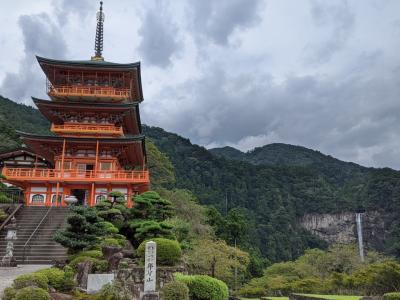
[1,217,18,267]
[140,241,159,300]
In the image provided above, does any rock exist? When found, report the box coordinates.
[102,245,122,261]
[109,252,124,271]
[50,292,73,300]
[76,260,94,289]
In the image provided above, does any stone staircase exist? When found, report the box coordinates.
[0,206,69,264]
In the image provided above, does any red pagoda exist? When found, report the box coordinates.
[1,2,149,207]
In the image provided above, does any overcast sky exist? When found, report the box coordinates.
[1,0,400,169]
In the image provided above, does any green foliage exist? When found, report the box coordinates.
[34,268,66,290]
[146,139,176,188]
[162,280,190,300]
[69,250,103,261]
[175,273,229,300]
[3,287,17,300]
[137,238,182,266]
[14,287,50,300]
[68,256,108,273]
[97,281,131,300]
[98,237,126,248]
[0,194,12,203]
[384,293,400,300]
[125,191,175,246]
[54,206,107,252]
[238,244,392,297]
[13,273,48,290]
[0,208,8,222]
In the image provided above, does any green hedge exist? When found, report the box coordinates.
[0,194,12,203]
[162,280,190,300]
[34,267,75,291]
[13,273,48,290]
[14,287,50,300]
[384,293,400,300]
[175,273,229,300]
[3,287,17,300]
[137,238,182,266]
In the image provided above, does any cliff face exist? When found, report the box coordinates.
[299,211,386,251]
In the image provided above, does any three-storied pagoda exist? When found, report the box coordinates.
[1,2,149,207]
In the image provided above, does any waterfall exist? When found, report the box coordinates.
[356,213,365,262]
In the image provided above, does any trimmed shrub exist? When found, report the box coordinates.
[162,280,189,300]
[175,273,229,300]
[69,250,103,261]
[68,256,108,273]
[3,287,17,300]
[98,282,131,300]
[137,238,182,266]
[99,221,119,234]
[14,287,50,300]
[35,268,65,290]
[384,293,400,300]
[13,273,48,290]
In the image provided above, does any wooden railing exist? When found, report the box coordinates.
[2,167,149,184]
[48,84,130,99]
[51,123,123,136]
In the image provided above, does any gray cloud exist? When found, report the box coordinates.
[307,0,355,63]
[53,0,95,25]
[0,13,67,104]
[143,50,400,168]
[137,2,182,67]
[187,0,263,45]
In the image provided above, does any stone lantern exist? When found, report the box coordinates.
[1,216,18,267]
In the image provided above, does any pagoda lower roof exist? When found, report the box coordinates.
[32,98,141,135]
[18,132,146,167]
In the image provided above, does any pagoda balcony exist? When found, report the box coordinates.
[2,167,149,184]
[47,84,131,101]
[51,123,124,137]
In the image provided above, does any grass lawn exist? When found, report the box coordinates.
[239,295,361,300]
[298,294,362,300]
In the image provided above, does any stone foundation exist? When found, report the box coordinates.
[116,266,187,299]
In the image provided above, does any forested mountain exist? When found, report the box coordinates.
[1,95,400,262]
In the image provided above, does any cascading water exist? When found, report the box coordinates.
[356,213,365,262]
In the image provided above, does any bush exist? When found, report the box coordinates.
[68,256,108,273]
[3,287,17,300]
[137,238,182,266]
[163,281,190,300]
[99,221,119,234]
[98,237,125,248]
[0,194,12,203]
[98,282,131,300]
[175,273,229,300]
[384,293,400,300]
[14,287,50,300]
[69,250,103,261]
[0,208,8,222]
[35,268,65,290]
[13,273,48,290]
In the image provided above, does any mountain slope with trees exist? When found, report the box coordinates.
[1,95,400,262]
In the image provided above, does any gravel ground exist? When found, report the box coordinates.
[0,265,51,296]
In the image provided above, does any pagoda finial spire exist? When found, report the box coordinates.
[92,1,105,61]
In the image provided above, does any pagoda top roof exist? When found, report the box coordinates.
[32,97,139,108]
[36,56,140,70]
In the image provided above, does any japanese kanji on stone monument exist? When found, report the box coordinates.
[141,241,159,300]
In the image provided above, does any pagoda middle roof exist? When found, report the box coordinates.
[33,98,142,135]
[36,56,140,70]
